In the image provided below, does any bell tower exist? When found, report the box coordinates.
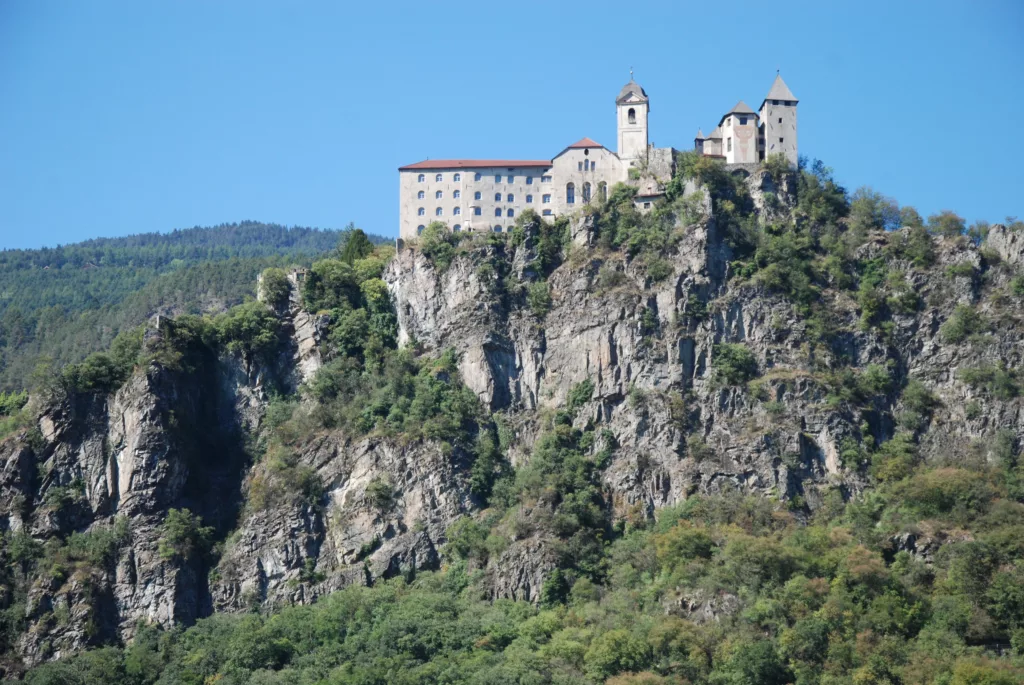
[616,71,649,164]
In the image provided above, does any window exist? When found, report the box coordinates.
[453,207,461,215]
[494,193,501,201]
[417,174,425,182]
[495,208,502,217]
[453,190,461,199]
[584,159,589,171]
[417,207,425,216]
[566,183,575,204]
[526,194,533,203]
[417,225,425,234]
[435,173,443,182]
[435,190,443,199]
[578,161,583,171]
[507,209,514,217]
[727,137,732,152]
[598,182,607,202]
[494,174,501,182]
[507,175,514,183]
[542,175,552,182]
[591,162,596,170]
[493,225,502,233]
[526,176,533,185]
[506,194,514,202]
[628,107,636,124]
[417,190,425,199]
[453,173,461,182]
[474,173,482,181]
[542,209,553,216]
[643,202,651,209]
[739,117,747,125]
[474,191,481,200]
[779,137,784,143]
[474,207,482,215]
[542,194,551,203]
[453,224,462,231]
[436,207,443,216]
[582,182,591,202]
[773,99,779,105]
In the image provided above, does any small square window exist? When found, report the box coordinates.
[542,209,552,216]
[474,191,481,200]
[526,195,533,203]
[542,194,551,203]
[453,173,461,182]
[542,175,552,182]
[779,137,784,143]
[453,190,460,199]
[435,174,443,182]
[474,207,482,215]
[739,117,747,125]
[643,202,651,209]
[507,175,514,183]
[474,173,482,181]
[526,176,533,185]
[495,174,501,182]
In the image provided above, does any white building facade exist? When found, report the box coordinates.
[398,74,798,240]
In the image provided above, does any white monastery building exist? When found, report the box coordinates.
[398,74,798,240]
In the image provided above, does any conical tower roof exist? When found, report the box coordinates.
[762,74,798,104]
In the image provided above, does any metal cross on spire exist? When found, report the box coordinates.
[630,66,633,80]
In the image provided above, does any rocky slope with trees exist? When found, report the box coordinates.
[1,155,1023,684]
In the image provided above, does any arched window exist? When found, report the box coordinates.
[435,190,443,199]
[526,194,533,203]
[453,173,461,182]
[494,208,502,217]
[507,175,514,183]
[583,182,592,203]
[507,209,514,217]
[453,224,462,232]
[417,174,425,182]
[494,174,501,182]
[474,173,482,181]
[453,207,461,215]
[435,173,443,182]
[418,207,425,216]
[417,225,425,235]
[526,176,533,185]
[494,193,501,201]
[474,191,481,200]
[493,225,502,233]
[598,182,607,202]
[436,207,443,216]
[628,107,636,124]
[417,190,425,199]
[453,190,461,199]
[566,183,575,204]
[506,194,514,202]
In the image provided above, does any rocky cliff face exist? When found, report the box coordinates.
[1,174,1022,673]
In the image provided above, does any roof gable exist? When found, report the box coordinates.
[399,159,551,171]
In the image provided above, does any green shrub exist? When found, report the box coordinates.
[960,364,1019,400]
[567,378,595,413]
[940,304,985,343]
[526,281,552,318]
[712,343,758,386]
[0,390,28,417]
[365,477,394,513]
[418,222,461,272]
[214,300,282,362]
[259,267,291,308]
[158,509,213,561]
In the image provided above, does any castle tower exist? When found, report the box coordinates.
[758,73,798,166]
[616,76,649,164]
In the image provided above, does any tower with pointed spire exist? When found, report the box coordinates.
[616,75,649,163]
[758,73,798,166]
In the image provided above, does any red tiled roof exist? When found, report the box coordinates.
[399,159,551,170]
[568,137,603,148]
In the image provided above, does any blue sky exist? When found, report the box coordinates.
[1,1,1022,249]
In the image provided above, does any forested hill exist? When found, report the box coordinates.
[0,221,386,391]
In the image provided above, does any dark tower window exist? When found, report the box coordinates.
[628,108,636,124]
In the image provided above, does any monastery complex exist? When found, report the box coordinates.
[398,74,798,240]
